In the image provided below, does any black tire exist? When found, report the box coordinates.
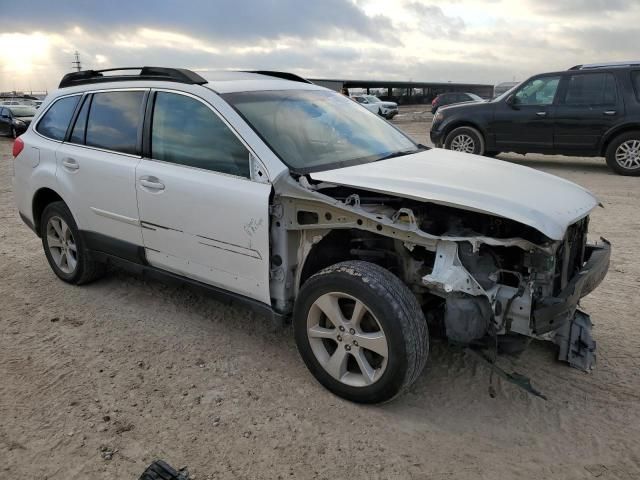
[605,131,640,176]
[40,201,105,285]
[293,261,429,403]
[139,460,187,480]
[444,126,485,155]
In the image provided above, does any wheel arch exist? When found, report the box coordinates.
[441,120,488,144]
[298,229,398,291]
[600,124,640,156]
[32,187,67,237]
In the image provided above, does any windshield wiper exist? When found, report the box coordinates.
[376,147,425,162]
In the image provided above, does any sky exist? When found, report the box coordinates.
[1,0,639,92]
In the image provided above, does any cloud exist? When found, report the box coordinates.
[2,0,640,92]
[404,2,466,36]
[0,0,395,44]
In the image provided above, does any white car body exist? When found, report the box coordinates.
[12,70,610,400]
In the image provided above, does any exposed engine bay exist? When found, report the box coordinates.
[268,174,610,379]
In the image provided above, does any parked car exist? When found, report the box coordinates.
[431,61,640,176]
[431,92,484,113]
[12,67,609,403]
[0,105,36,138]
[352,94,398,119]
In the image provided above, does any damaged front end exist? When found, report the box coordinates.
[270,171,610,380]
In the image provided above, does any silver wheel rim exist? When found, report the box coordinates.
[615,140,640,170]
[46,216,78,274]
[450,134,475,153]
[307,292,389,387]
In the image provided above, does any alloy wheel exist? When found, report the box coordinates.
[450,134,475,153]
[46,216,78,274]
[615,140,640,170]
[306,292,389,387]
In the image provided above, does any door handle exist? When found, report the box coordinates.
[139,177,165,191]
[603,110,617,116]
[535,111,547,117]
[62,157,79,170]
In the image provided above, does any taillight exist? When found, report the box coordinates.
[12,137,24,158]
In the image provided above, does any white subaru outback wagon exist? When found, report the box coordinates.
[12,67,610,403]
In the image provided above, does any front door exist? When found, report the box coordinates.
[135,90,271,304]
[553,71,623,152]
[490,75,561,151]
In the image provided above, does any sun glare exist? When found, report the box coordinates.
[0,32,51,75]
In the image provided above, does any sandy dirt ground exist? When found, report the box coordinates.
[1,109,639,479]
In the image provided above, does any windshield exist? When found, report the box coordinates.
[365,95,381,103]
[8,106,36,117]
[224,89,419,173]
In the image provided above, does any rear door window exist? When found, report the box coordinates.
[85,91,145,155]
[632,71,640,101]
[562,73,617,106]
[36,95,80,141]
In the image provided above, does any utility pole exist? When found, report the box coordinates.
[72,51,82,72]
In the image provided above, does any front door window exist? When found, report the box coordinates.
[513,76,561,106]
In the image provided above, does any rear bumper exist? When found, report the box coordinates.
[533,240,611,334]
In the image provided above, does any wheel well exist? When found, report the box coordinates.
[601,126,640,156]
[299,229,401,288]
[32,188,64,236]
[442,122,486,144]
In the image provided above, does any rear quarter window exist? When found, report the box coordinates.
[632,71,640,101]
[36,95,80,141]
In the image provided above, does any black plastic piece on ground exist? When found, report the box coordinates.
[138,460,190,480]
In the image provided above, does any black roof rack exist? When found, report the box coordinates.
[569,61,640,70]
[243,70,314,84]
[58,67,208,89]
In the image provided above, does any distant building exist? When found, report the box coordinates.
[309,78,493,104]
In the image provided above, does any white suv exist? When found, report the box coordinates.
[352,94,398,119]
[12,67,610,403]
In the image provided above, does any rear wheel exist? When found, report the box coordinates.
[294,261,429,403]
[41,201,105,284]
[444,126,485,155]
[606,131,640,176]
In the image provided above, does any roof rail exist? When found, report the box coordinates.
[58,67,208,88]
[569,61,640,70]
[243,70,314,84]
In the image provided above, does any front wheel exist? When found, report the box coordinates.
[605,131,640,176]
[444,126,485,155]
[294,261,429,403]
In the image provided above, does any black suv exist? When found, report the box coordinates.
[431,92,483,113]
[430,62,640,176]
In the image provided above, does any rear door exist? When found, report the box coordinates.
[490,75,561,151]
[135,90,271,304]
[55,89,146,247]
[553,71,623,151]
